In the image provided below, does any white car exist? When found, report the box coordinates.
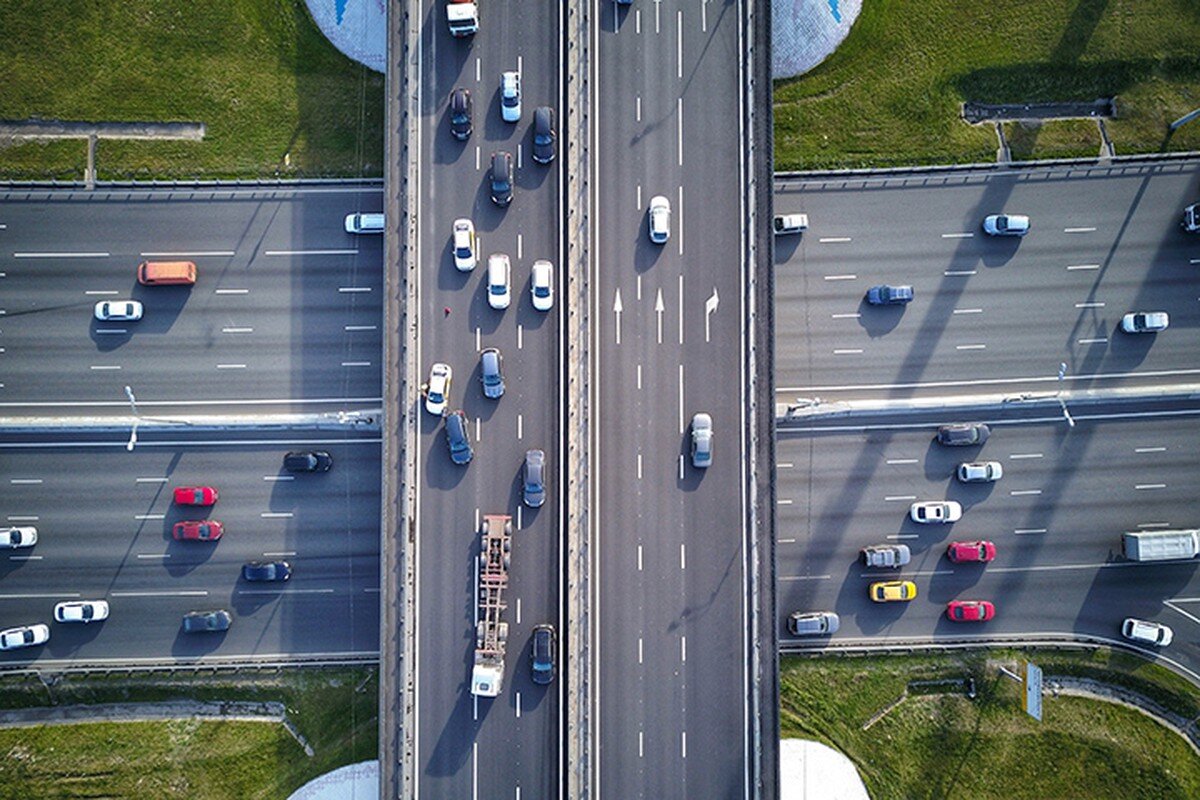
[1122,618,1173,646]
[530,259,554,311]
[0,526,37,549]
[957,461,1003,483]
[94,300,143,321]
[982,214,1030,236]
[1121,311,1169,333]
[0,624,49,651]
[500,71,521,122]
[487,253,511,310]
[452,218,477,272]
[344,213,384,234]
[648,195,671,244]
[910,500,963,524]
[425,363,453,416]
[54,600,110,624]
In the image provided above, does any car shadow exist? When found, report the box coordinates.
[856,297,905,337]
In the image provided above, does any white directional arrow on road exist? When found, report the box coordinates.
[613,288,623,345]
[655,288,665,344]
[704,288,719,342]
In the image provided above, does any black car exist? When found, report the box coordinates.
[531,106,556,164]
[480,347,505,399]
[449,87,472,141]
[242,561,292,582]
[530,624,556,685]
[936,423,990,446]
[445,409,473,465]
[182,609,232,633]
[490,151,513,207]
[284,451,333,472]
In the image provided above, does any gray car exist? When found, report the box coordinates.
[480,347,504,399]
[445,410,473,465]
[523,449,546,508]
[936,423,990,446]
[690,413,713,468]
[182,609,232,633]
[860,544,911,568]
[788,611,839,636]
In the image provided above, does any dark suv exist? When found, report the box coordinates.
[532,106,556,164]
[284,451,333,472]
[936,423,990,446]
[445,410,473,465]
[490,151,513,207]
[530,624,556,685]
[449,87,472,140]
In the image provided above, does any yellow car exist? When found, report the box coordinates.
[870,580,917,603]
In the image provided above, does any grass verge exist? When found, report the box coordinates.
[0,666,377,799]
[782,648,1200,800]
[774,0,1200,170]
[0,0,384,180]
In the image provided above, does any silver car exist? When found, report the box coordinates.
[690,413,713,468]
[957,461,1003,483]
[480,348,504,399]
[788,611,839,636]
[1121,311,1168,333]
[860,544,911,568]
[982,214,1029,236]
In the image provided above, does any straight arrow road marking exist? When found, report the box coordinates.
[656,288,665,344]
[613,288,623,345]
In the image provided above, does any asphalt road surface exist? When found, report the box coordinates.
[776,403,1200,680]
[411,3,564,798]
[596,1,751,797]
[0,435,380,664]
[0,185,383,415]
[774,160,1200,402]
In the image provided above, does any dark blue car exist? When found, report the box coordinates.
[865,284,914,305]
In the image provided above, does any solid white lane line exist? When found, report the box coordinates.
[1137,522,1171,528]
[9,479,42,485]
[1135,446,1166,453]
[956,344,986,350]
[778,499,793,505]
[1064,227,1096,233]
[113,590,208,597]
[1135,483,1166,490]
[678,455,684,481]
[133,514,164,520]
[94,330,129,336]
[517,325,524,350]
[636,96,641,122]
[639,731,644,759]
[953,308,982,315]
[261,512,293,518]
[823,274,856,281]
[639,637,644,664]
[637,184,642,210]
[944,270,976,276]
[263,475,295,481]
[262,551,297,557]
[475,417,481,441]
[517,414,523,440]
[637,274,642,300]
[831,312,860,319]
[818,237,851,243]
[141,251,235,257]
[517,144,523,169]
[884,495,916,501]
[680,636,686,663]
[637,453,643,479]
[5,515,37,521]
[475,328,481,352]
[517,507,524,531]
[886,534,919,540]
[516,597,522,624]
[475,57,480,82]
[678,364,684,434]
[216,364,246,369]
[215,288,249,295]
[1014,528,1047,535]
[136,553,169,559]
[636,364,642,390]
[1077,337,1108,344]
[676,10,682,78]
[85,290,119,296]
[265,249,357,256]
[777,538,797,544]
[475,147,480,170]
[1067,263,1100,271]
[681,732,687,759]
[515,692,521,719]
[338,287,372,293]
[1009,453,1043,459]
[886,458,917,465]
[89,365,121,370]
[345,324,377,332]
[14,252,108,258]
[517,233,523,260]
[833,348,863,355]
[677,97,683,166]
[781,366,1200,394]
[678,273,684,342]
[1075,302,1104,308]
[341,361,371,367]
[678,186,684,256]
[941,232,973,239]
[7,556,42,562]
[222,327,253,333]
[680,543,686,570]
[1010,489,1042,496]
[777,462,794,468]
[637,545,643,571]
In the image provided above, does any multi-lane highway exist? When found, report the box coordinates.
[0,434,380,662]
[0,186,383,414]
[777,405,1200,674]
[774,161,1200,402]
[595,1,757,796]
[410,2,564,797]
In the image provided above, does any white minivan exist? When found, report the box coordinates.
[344,213,384,234]
[487,254,511,310]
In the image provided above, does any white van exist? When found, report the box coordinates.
[344,213,384,234]
[487,253,511,309]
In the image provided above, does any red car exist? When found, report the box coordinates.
[172,520,224,542]
[946,600,995,623]
[946,540,996,563]
[174,486,219,506]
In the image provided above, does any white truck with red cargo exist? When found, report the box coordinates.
[471,514,512,697]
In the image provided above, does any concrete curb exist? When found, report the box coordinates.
[0,411,382,433]
[0,178,383,190]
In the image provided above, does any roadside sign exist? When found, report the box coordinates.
[1023,662,1043,721]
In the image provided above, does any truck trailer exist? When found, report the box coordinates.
[471,514,512,697]
[1122,529,1200,562]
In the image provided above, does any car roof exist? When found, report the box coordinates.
[534,106,552,127]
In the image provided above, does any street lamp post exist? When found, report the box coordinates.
[1056,362,1075,428]
[124,385,139,450]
